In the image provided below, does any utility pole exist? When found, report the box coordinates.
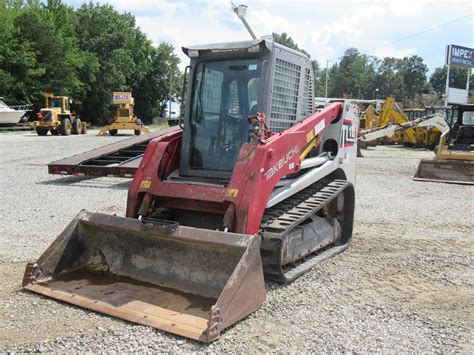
[444,63,450,106]
[372,88,379,100]
[466,67,471,95]
[324,59,329,98]
[169,69,172,119]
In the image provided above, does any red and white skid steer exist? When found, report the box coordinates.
[23,39,360,342]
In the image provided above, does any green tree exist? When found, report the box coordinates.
[74,3,180,123]
[311,59,326,97]
[328,52,429,101]
[272,32,311,58]
[0,0,182,123]
[328,48,376,99]
[371,57,404,99]
[0,0,92,113]
[134,43,182,119]
[272,32,324,97]
[0,0,17,102]
[430,66,473,93]
[398,55,428,98]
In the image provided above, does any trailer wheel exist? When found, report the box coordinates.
[80,123,87,134]
[72,118,81,135]
[35,127,48,136]
[50,129,59,136]
[60,118,71,136]
[109,129,118,136]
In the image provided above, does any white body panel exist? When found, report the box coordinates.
[267,101,360,208]
[0,110,27,124]
[0,100,28,124]
[447,87,469,105]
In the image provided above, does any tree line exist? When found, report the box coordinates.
[273,33,473,106]
[1,1,471,126]
[0,0,181,124]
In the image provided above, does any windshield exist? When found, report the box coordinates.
[118,108,130,118]
[48,98,63,108]
[189,58,262,172]
[462,111,474,125]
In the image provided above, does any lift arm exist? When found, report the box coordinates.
[359,113,449,142]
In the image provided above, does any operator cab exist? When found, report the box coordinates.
[179,39,315,181]
[45,95,69,111]
[188,58,262,173]
[446,104,474,150]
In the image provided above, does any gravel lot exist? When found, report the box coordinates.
[0,130,472,352]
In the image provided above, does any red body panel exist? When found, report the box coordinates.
[127,103,343,235]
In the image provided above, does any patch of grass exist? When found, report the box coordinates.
[148,123,169,130]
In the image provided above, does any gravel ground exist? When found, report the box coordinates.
[0,131,472,352]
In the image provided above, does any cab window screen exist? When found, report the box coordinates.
[189,59,262,172]
[118,109,130,117]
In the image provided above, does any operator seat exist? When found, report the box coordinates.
[457,126,474,144]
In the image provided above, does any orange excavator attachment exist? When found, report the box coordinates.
[23,211,266,342]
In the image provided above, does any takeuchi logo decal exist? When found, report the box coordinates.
[341,119,356,147]
[263,146,298,180]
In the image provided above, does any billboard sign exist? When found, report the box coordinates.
[445,44,474,68]
[447,87,469,105]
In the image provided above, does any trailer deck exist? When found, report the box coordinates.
[48,127,180,178]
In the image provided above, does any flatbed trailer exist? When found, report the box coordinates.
[48,126,180,178]
[0,125,34,131]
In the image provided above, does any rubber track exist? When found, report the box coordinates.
[260,179,351,283]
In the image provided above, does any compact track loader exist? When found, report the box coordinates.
[414,104,474,184]
[24,39,360,342]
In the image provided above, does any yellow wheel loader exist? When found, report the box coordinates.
[34,93,87,136]
[97,92,150,136]
[414,104,474,184]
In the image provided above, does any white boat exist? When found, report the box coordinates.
[0,98,30,125]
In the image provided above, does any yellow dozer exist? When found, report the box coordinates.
[98,92,150,136]
[34,93,87,136]
[414,104,474,184]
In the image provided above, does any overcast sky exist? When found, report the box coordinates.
[64,0,473,74]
